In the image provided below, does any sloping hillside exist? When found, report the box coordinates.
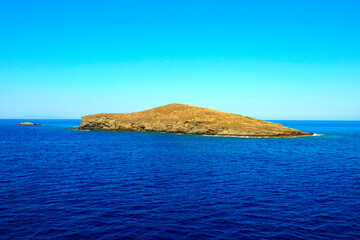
[76,103,312,137]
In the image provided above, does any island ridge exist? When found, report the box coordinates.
[74,103,313,138]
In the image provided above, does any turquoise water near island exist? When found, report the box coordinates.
[0,120,359,239]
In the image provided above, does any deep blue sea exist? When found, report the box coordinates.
[0,120,359,239]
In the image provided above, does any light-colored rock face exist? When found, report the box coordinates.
[18,122,36,126]
[76,103,313,137]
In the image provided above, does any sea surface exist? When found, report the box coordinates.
[0,120,359,239]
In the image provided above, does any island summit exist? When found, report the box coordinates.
[75,103,313,138]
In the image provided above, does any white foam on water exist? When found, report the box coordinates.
[313,133,325,136]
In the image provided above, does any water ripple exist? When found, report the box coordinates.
[0,120,360,239]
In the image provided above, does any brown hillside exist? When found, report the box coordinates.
[76,103,313,137]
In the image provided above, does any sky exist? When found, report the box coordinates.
[0,0,359,120]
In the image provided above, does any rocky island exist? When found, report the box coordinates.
[74,103,313,138]
[17,122,42,126]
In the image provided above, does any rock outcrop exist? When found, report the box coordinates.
[17,122,42,126]
[75,103,313,137]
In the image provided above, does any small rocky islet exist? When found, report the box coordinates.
[74,103,313,138]
[17,122,42,126]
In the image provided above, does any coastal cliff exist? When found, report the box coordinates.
[75,103,313,137]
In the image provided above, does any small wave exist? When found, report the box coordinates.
[313,133,325,136]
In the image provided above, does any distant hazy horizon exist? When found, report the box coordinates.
[1,1,359,120]
[1,107,359,121]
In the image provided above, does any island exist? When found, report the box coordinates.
[17,122,42,126]
[74,103,313,138]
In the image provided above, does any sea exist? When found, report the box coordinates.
[0,119,359,239]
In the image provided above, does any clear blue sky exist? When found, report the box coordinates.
[1,0,359,120]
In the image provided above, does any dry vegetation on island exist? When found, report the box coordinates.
[76,103,313,138]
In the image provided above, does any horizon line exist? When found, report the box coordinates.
[1,118,359,121]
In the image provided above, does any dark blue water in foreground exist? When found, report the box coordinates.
[1,120,359,239]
